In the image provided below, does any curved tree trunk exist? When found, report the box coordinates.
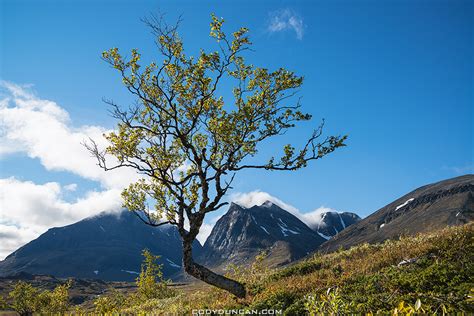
[182,240,246,298]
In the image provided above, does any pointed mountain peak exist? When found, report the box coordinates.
[229,202,247,211]
[200,200,328,268]
[261,200,275,207]
[0,210,202,281]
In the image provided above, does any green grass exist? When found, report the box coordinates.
[164,223,474,314]
[1,223,473,314]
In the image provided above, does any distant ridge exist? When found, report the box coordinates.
[319,175,474,253]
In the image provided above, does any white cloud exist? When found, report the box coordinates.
[268,9,304,40]
[0,177,123,259]
[0,82,235,256]
[298,206,340,230]
[230,190,299,214]
[0,81,138,190]
[0,225,38,260]
[64,183,77,192]
[443,164,474,175]
[0,81,140,259]
[196,222,214,246]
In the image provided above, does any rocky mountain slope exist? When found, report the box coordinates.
[198,201,327,268]
[0,211,201,281]
[320,174,474,252]
[310,211,361,240]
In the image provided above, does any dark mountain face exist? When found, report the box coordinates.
[0,211,201,281]
[198,202,326,268]
[310,211,361,240]
[320,175,474,253]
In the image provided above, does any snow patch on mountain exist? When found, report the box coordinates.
[395,198,415,211]
[317,231,331,240]
[277,217,287,227]
[260,226,270,235]
[166,258,181,268]
[338,213,346,229]
[278,223,300,236]
[251,215,257,224]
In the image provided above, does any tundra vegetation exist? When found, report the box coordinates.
[1,224,472,314]
[6,280,70,315]
[85,14,346,297]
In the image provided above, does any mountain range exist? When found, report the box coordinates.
[0,202,358,280]
[0,174,472,281]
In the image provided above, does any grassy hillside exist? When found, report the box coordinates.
[1,223,472,314]
[123,223,473,314]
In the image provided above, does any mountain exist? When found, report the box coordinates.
[309,211,361,240]
[320,174,474,253]
[198,201,326,268]
[0,211,202,281]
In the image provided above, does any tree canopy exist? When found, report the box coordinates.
[87,14,346,297]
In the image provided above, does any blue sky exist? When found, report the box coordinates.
[0,0,472,256]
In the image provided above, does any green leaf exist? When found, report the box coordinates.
[414,299,421,311]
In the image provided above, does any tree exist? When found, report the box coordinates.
[87,14,346,298]
[135,249,174,300]
[94,249,174,313]
[8,281,39,316]
[94,288,127,314]
[8,280,71,315]
[37,280,71,314]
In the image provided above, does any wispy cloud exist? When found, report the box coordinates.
[443,164,474,175]
[267,9,304,40]
[231,190,299,214]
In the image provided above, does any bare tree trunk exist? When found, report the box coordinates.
[182,240,246,298]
